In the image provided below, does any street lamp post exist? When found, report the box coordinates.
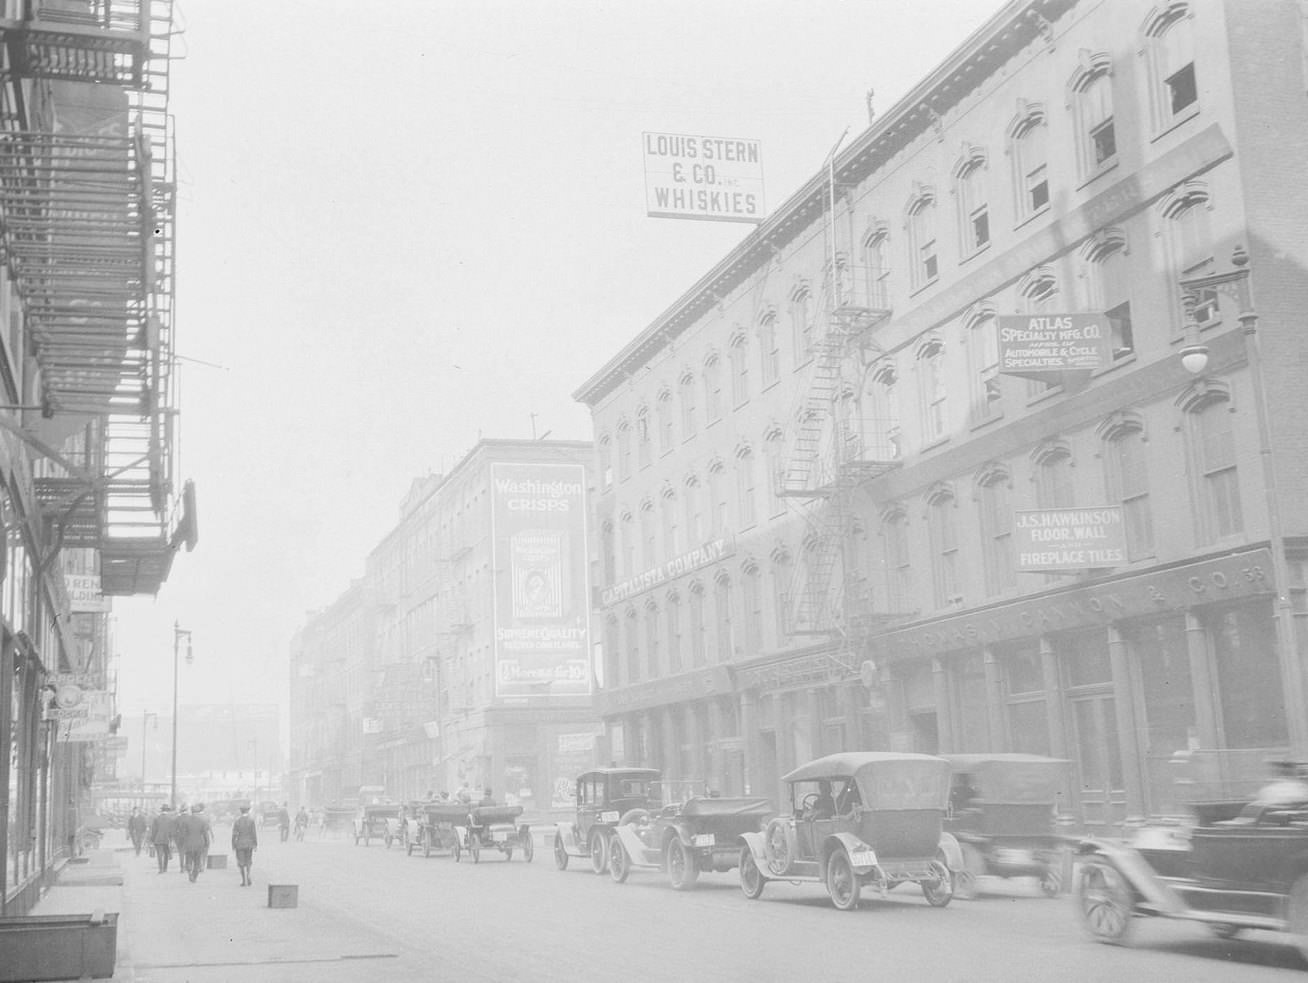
[1181,246,1307,755]
[140,711,157,793]
[170,622,192,809]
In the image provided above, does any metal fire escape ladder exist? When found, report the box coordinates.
[0,0,183,595]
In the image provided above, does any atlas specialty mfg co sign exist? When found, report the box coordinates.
[643,132,765,224]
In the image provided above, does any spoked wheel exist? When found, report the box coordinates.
[1039,861,1064,898]
[521,830,535,863]
[826,850,861,911]
[739,848,766,900]
[666,838,699,891]
[554,834,569,870]
[955,843,985,901]
[589,832,609,874]
[610,838,631,883]
[921,859,954,908]
[1077,857,1135,945]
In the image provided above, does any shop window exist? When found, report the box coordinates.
[1212,604,1285,747]
[1061,630,1111,688]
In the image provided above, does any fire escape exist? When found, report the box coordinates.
[0,0,189,595]
[779,256,897,664]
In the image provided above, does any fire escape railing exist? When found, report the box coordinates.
[0,0,183,595]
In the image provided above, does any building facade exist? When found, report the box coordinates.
[575,0,1308,829]
[290,439,600,813]
[0,3,191,915]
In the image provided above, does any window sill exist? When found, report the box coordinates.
[1026,384,1064,408]
[920,434,950,453]
[793,354,814,372]
[909,276,940,299]
[1013,204,1050,233]
[761,378,781,394]
[968,409,1004,433]
[1076,158,1119,192]
[1092,350,1136,379]
[1150,106,1200,144]
[959,241,991,266]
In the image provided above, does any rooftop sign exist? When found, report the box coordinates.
[643,132,764,224]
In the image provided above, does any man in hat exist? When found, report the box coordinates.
[231,804,258,886]
[179,803,212,883]
[127,806,147,856]
[149,805,175,873]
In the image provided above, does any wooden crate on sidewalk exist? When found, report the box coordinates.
[267,884,298,908]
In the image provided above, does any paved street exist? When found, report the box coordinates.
[39,826,1307,982]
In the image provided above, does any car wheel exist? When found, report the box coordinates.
[826,850,861,911]
[554,834,569,870]
[1039,861,1063,898]
[922,859,954,908]
[666,838,699,891]
[589,832,609,874]
[955,843,985,901]
[522,829,535,863]
[763,818,794,876]
[739,847,766,900]
[610,837,630,883]
[1076,857,1134,945]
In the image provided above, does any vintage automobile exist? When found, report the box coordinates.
[554,767,661,874]
[942,753,1073,899]
[1075,779,1308,957]
[407,801,470,859]
[739,752,961,911]
[607,781,773,890]
[319,804,355,837]
[459,803,534,863]
[353,802,402,847]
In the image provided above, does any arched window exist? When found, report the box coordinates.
[740,558,763,655]
[1162,184,1218,325]
[763,426,785,518]
[1100,415,1154,558]
[1069,52,1116,177]
[1008,103,1049,220]
[639,498,657,567]
[862,222,890,309]
[619,508,635,575]
[624,605,640,683]
[603,614,620,689]
[601,518,616,584]
[757,305,780,385]
[687,580,707,667]
[615,418,632,481]
[660,484,679,556]
[917,337,948,443]
[679,370,697,438]
[644,599,661,679]
[964,304,1000,422]
[728,329,750,406]
[976,465,1015,596]
[906,187,938,289]
[1144,3,1198,130]
[713,570,733,662]
[770,546,791,643]
[954,146,989,256]
[707,457,727,536]
[1183,388,1242,541]
[1082,230,1133,359]
[703,351,723,424]
[682,474,701,546]
[598,433,613,490]
[735,443,757,527]
[656,387,674,455]
[790,280,812,361]
[1033,441,1076,510]
[882,506,912,613]
[665,590,682,674]
[635,404,652,469]
[926,486,960,607]
[1019,267,1061,396]
[865,360,900,459]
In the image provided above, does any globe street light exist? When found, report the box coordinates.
[170,622,192,808]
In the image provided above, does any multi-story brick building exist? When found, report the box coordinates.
[290,439,599,812]
[574,0,1308,829]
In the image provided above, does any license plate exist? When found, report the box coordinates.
[850,850,877,867]
[692,834,714,848]
[599,811,619,823]
[995,848,1032,865]
[492,831,509,842]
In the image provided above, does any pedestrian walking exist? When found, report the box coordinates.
[149,805,175,873]
[174,802,188,875]
[276,801,291,843]
[178,803,212,883]
[232,804,258,886]
[127,807,147,856]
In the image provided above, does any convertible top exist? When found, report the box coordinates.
[678,796,772,818]
[783,752,948,783]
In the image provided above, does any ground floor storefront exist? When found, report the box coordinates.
[601,545,1305,833]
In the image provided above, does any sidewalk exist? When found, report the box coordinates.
[26,831,406,982]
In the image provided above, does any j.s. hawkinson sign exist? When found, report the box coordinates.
[997,313,1114,378]
[1014,508,1126,572]
[643,132,765,224]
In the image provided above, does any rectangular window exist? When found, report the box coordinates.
[959,164,989,254]
[1016,122,1049,217]
[704,362,722,423]
[1110,430,1154,558]
[1091,118,1116,166]
[884,517,912,613]
[1197,401,1242,538]
[714,580,733,662]
[910,201,938,289]
[979,480,1015,595]
[929,499,959,607]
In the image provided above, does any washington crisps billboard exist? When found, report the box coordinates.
[490,462,591,701]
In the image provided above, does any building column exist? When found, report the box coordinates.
[1107,625,1145,820]
[1040,636,1068,758]
[807,688,823,758]
[1185,610,1220,748]
[840,683,864,750]
[707,698,726,792]
[932,658,954,753]
[982,648,1007,752]
[683,702,701,783]
[663,705,680,781]
[740,691,757,796]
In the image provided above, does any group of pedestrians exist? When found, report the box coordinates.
[127,801,264,887]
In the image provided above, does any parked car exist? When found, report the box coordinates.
[739,751,961,911]
[1075,783,1308,958]
[942,753,1073,899]
[554,767,661,874]
[353,802,401,846]
[459,804,533,863]
[607,782,773,890]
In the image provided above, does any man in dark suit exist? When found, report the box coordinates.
[127,807,147,856]
[179,803,212,883]
[149,805,175,873]
[231,804,259,886]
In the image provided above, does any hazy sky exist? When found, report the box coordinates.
[111,0,995,719]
